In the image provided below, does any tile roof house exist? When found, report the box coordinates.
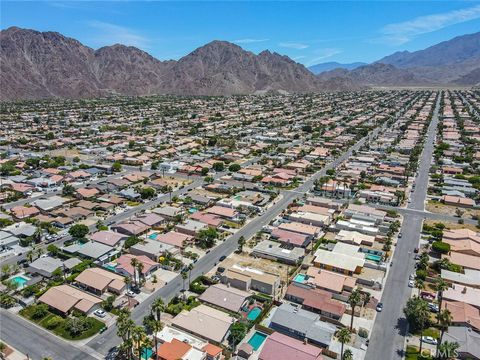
[115,254,159,278]
[10,205,40,219]
[259,332,323,360]
[198,284,251,313]
[285,283,346,320]
[170,304,234,344]
[75,267,126,295]
[90,230,128,247]
[443,301,480,332]
[39,284,102,315]
[269,303,336,348]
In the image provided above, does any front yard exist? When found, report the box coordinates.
[20,304,105,340]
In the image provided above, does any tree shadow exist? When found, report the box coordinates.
[395,316,408,337]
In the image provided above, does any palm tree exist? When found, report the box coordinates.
[343,349,353,360]
[137,262,144,285]
[415,278,425,291]
[130,258,139,288]
[151,298,165,360]
[187,263,194,285]
[437,341,459,360]
[348,289,363,331]
[116,309,135,360]
[336,328,351,360]
[181,272,188,298]
[416,300,430,354]
[131,325,146,359]
[435,278,449,317]
[437,309,453,356]
[238,236,246,252]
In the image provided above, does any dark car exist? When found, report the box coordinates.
[216,266,226,274]
[219,255,226,262]
[414,247,419,253]
[376,303,384,312]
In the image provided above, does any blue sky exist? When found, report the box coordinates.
[2,1,480,66]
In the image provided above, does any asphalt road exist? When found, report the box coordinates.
[366,93,441,360]
[0,309,102,360]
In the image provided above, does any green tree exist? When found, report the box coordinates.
[201,167,209,176]
[347,289,363,331]
[139,187,156,199]
[62,184,76,197]
[437,341,459,360]
[112,162,122,173]
[197,228,218,249]
[435,278,449,317]
[151,298,165,360]
[336,328,351,360]
[228,163,241,172]
[437,309,453,356]
[237,236,246,252]
[68,224,89,239]
[404,296,430,354]
[212,162,225,172]
[228,322,248,347]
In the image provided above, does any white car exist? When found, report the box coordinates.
[126,290,136,297]
[421,336,438,345]
[408,280,415,288]
[409,274,416,280]
[94,309,106,318]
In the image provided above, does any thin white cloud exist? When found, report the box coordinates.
[379,5,480,45]
[279,42,309,50]
[306,48,342,65]
[233,38,269,44]
[85,20,149,49]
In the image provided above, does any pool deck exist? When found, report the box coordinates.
[238,327,268,360]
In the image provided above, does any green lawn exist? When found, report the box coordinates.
[413,327,440,339]
[405,346,432,360]
[20,305,105,340]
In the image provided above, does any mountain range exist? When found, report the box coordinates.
[308,62,366,74]
[1,26,479,101]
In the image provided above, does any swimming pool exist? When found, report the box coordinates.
[366,254,382,262]
[148,233,158,240]
[294,273,307,283]
[248,331,267,350]
[247,307,262,321]
[104,263,118,272]
[140,348,153,360]
[188,208,198,213]
[11,275,29,288]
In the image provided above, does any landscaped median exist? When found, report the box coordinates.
[20,304,105,340]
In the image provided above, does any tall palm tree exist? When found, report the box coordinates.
[130,258,139,288]
[187,263,194,285]
[348,289,363,331]
[435,278,449,317]
[336,328,351,360]
[437,309,453,356]
[131,325,146,359]
[150,298,165,360]
[137,262,144,285]
[416,300,430,354]
[181,272,188,298]
[116,310,135,360]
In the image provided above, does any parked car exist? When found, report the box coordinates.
[408,280,415,288]
[126,290,136,297]
[398,232,403,238]
[376,303,384,312]
[219,255,226,262]
[428,303,439,313]
[421,336,438,345]
[414,247,419,253]
[409,274,416,280]
[94,309,106,318]
[216,267,225,274]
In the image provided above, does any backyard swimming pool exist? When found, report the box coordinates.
[366,254,382,262]
[248,331,267,350]
[11,275,29,288]
[247,306,262,321]
[293,273,307,283]
[148,233,158,240]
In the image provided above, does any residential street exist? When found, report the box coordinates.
[0,309,102,360]
[366,93,441,360]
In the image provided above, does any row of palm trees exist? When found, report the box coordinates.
[404,277,460,359]
[117,297,165,360]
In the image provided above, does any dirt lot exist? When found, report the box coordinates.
[424,219,480,232]
[426,200,480,220]
[206,250,290,279]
